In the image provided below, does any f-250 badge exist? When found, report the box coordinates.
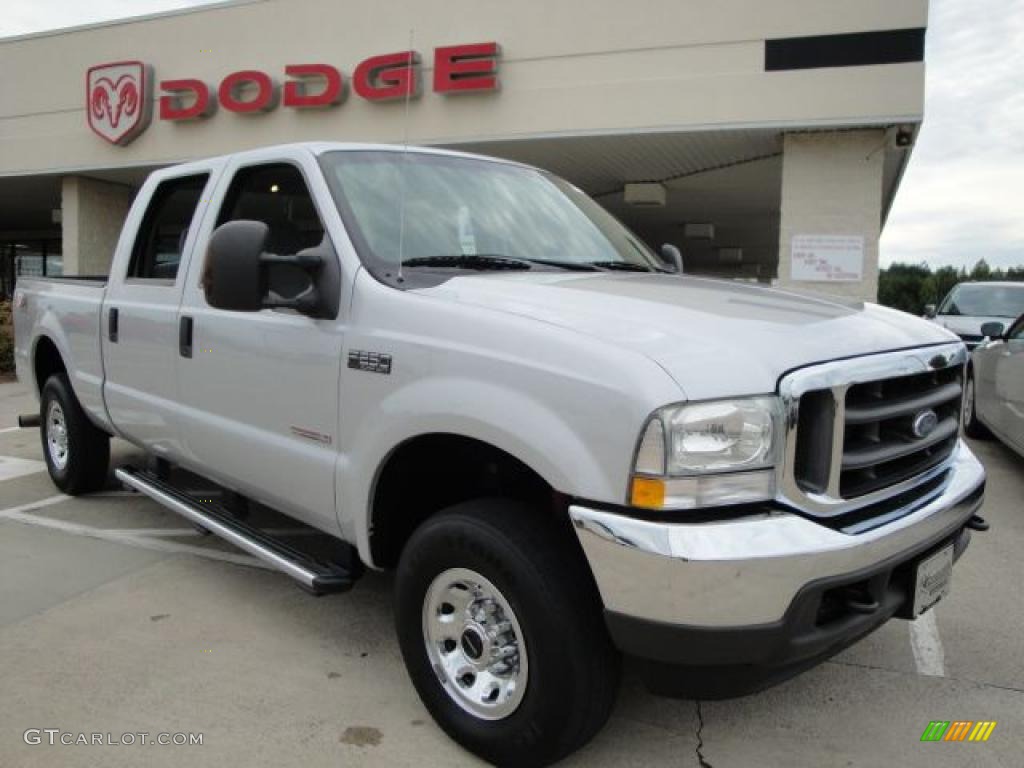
[347,350,392,375]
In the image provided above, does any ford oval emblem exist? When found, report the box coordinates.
[912,409,939,439]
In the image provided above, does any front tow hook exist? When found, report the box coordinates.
[966,514,990,532]
[842,588,881,615]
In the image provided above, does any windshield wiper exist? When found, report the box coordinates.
[401,254,600,272]
[522,258,600,271]
[585,261,654,272]
[401,254,532,271]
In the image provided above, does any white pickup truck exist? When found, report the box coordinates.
[14,143,987,766]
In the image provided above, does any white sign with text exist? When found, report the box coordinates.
[791,234,864,282]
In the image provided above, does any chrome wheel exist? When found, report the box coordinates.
[46,401,69,471]
[422,567,528,721]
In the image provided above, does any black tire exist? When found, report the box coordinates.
[39,373,110,494]
[395,499,620,767]
[963,368,991,439]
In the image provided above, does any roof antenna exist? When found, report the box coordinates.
[396,28,415,283]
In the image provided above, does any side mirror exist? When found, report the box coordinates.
[204,220,335,317]
[923,304,937,318]
[205,220,267,312]
[660,243,684,274]
[981,321,1005,339]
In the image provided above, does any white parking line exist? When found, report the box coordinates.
[0,455,47,482]
[0,426,23,434]
[98,527,209,537]
[89,526,318,538]
[0,494,72,519]
[909,609,946,677]
[1,506,271,570]
[3,491,315,552]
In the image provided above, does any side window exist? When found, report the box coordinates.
[128,174,208,281]
[216,164,325,255]
[1009,316,1024,341]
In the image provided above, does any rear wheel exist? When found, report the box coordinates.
[40,374,110,494]
[395,499,620,767]
[964,369,991,439]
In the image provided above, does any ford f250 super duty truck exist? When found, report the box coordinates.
[13,143,988,766]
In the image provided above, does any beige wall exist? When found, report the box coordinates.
[2,0,929,295]
[0,0,927,176]
[61,176,134,274]
[775,130,886,301]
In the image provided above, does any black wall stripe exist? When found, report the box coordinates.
[765,28,925,71]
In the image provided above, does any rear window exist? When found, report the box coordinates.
[127,174,208,281]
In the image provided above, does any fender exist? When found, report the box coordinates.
[32,307,114,433]
[339,377,620,568]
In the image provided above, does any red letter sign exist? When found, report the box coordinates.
[433,42,500,93]
[283,64,344,108]
[219,70,279,113]
[159,79,213,120]
[353,51,420,101]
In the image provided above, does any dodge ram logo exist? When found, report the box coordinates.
[86,61,152,145]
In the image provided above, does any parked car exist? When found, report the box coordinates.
[965,312,1024,457]
[926,281,1024,348]
[13,143,988,766]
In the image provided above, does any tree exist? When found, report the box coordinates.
[922,266,960,308]
[877,262,931,314]
[970,259,992,281]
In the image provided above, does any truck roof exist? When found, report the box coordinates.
[162,142,532,178]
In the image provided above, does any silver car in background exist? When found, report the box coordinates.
[927,282,1024,349]
[965,312,1024,457]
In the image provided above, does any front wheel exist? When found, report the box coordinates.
[40,374,110,494]
[964,369,991,439]
[394,499,620,767]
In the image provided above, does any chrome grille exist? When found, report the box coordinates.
[778,343,967,518]
[840,368,960,497]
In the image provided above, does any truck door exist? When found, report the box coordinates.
[175,158,344,532]
[102,172,212,455]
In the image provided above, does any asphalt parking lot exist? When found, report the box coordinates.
[0,378,1021,767]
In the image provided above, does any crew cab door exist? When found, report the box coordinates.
[175,157,345,532]
[102,171,212,455]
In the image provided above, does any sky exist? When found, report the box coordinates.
[1,0,1022,271]
[880,0,1024,270]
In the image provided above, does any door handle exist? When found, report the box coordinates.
[179,316,193,358]
[108,307,118,343]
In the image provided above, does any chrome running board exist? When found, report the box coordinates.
[115,466,354,595]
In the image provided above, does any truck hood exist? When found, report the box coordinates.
[417,272,961,399]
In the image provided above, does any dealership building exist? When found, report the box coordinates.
[0,0,930,301]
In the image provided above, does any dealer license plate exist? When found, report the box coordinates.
[913,545,953,617]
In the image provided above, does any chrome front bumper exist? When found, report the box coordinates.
[570,441,985,628]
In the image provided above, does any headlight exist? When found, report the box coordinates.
[630,396,782,510]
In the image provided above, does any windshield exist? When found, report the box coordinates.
[937,283,1024,318]
[319,150,662,279]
